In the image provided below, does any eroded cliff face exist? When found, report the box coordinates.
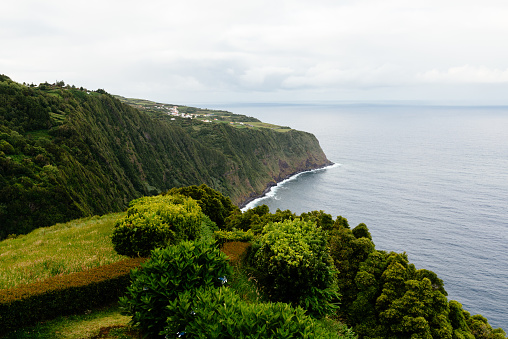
[0,77,332,236]
[218,129,333,206]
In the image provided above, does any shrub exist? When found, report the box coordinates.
[251,219,339,318]
[119,240,232,338]
[213,228,255,247]
[166,184,239,229]
[328,224,375,310]
[0,257,145,335]
[111,194,202,257]
[199,214,218,242]
[162,286,346,339]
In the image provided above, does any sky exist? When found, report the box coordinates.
[3,0,508,105]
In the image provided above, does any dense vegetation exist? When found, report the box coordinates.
[111,194,203,257]
[120,240,233,338]
[1,186,505,338]
[229,204,507,339]
[0,75,331,239]
[111,192,505,338]
[251,219,339,318]
[117,198,352,338]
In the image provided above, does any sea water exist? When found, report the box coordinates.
[214,103,508,329]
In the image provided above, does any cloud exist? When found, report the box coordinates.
[3,0,508,103]
[417,66,508,84]
[281,63,408,89]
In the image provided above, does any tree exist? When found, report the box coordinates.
[329,223,375,311]
[350,251,455,338]
[166,184,239,229]
[111,194,203,257]
[251,218,339,317]
[300,210,334,231]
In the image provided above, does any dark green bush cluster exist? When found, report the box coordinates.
[119,240,232,338]
[111,194,202,257]
[329,222,507,339]
[251,219,339,318]
[166,184,240,229]
[225,205,297,233]
[162,286,348,339]
[0,257,145,335]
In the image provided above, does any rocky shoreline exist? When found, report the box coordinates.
[238,160,334,209]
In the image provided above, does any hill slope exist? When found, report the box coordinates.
[0,76,331,238]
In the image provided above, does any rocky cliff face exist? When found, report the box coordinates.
[181,121,332,206]
[230,132,333,207]
[0,77,332,237]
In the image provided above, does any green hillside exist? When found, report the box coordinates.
[0,75,331,239]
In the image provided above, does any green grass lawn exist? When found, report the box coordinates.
[0,213,127,289]
[1,303,137,339]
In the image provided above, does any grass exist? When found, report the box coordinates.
[1,303,139,339]
[25,129,52,139]
[0,213,127,289]
[238,121,292,132]
[50,111,67,124]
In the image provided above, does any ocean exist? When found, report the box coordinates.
[213,103,508,329]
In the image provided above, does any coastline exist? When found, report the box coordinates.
[239,161,337,211]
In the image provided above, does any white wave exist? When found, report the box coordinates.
[241,163,341,212]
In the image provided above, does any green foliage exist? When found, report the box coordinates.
[338,247,507,339]
[0,257,145,335]
[467,314,507,339]
[334,215,350,229]
[1,76,331,239]
[0,74,11,82]
[214,228,255,247]
[0,139,15,154]
[166,184,239,229]
[225,206,345,236]
[111,195,202,257]
[162,286,348,339]
[300,210,334,231]
[449,300,476,339]
[226,204,271,231]
[2,76,505,337]
[251,219,339,318]
[119,240,232,338]
[351,223,371,240]
[225,205,298,233]
[329,223,375,310]
[199,213,218,242]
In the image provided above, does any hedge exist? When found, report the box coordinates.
[214,229,255,247]
[0,257,146,334]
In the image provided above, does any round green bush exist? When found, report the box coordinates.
[111,194,202,257]
[252,218,339,318]
[119,240,232,338]
[162,286,346,339]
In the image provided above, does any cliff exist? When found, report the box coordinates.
[0,76,331,238]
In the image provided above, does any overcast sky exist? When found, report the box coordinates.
[3,0,508,104]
